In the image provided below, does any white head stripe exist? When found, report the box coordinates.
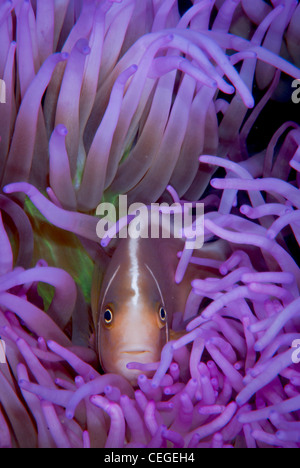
[100,265,121,311]
[145,263,164,306]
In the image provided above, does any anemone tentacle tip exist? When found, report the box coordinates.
[61,52,69,61]
[65,410,74,420]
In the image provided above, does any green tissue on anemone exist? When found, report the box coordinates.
[24,197,94,309]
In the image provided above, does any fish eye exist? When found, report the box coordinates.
[159,306,167,322]
[103,307,113,324]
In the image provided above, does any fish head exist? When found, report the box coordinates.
[97,256,169,386]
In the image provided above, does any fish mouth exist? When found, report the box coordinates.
[121,350,150,355]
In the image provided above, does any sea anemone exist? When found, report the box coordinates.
[0,0,300,449]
